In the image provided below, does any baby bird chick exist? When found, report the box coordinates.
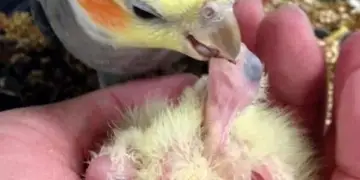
[87,46,318,180]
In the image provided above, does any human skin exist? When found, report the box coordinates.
[0,0,359,179]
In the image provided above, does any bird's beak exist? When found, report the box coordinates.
[183,3,241,63]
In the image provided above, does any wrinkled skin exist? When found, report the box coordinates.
[0,0,359,179]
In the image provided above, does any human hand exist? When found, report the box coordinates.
[0,74,199,180]
[241,1,360,179]
[0,0,356,179]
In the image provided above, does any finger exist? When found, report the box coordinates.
[331,32,360,180]
[45,74,198,157]
[234,0,265,52]
[255,5,326,139]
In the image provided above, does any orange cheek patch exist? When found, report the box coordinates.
[78,0,129,31]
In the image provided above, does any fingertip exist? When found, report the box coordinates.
[256,4,314,63]
[256,4,312,64]
[255,4,325,106]
[255,5,326,140]
[234,0,264,51]
[334,31,360,103]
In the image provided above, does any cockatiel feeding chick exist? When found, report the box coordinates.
[85,45,318,180]
[30,0,241,87]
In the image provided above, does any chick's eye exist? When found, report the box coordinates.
[132,4,160,20]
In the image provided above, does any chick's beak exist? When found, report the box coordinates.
[184,4,241,63]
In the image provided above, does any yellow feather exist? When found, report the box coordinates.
[96,76,318,180]
[107,0,236,50]
[147,0,233,18]
[114,25,183,49]
[148,0,205,19]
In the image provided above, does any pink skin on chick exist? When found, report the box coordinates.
[204,44,262,155]
[204,44,266,179]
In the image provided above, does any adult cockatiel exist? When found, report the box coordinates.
[28,0,243,87]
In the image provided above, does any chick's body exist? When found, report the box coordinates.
[94,76,318,180]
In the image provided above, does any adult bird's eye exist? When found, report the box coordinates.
[132,4,159,20]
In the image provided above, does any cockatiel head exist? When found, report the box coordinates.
[70,0,241,61]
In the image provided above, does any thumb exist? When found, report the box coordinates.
[44,74,198,157]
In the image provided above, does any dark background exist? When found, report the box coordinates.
[0,0,99,111]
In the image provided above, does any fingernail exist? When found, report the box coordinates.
[243,49,264,82]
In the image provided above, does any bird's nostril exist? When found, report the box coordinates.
[243,49,263,82]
